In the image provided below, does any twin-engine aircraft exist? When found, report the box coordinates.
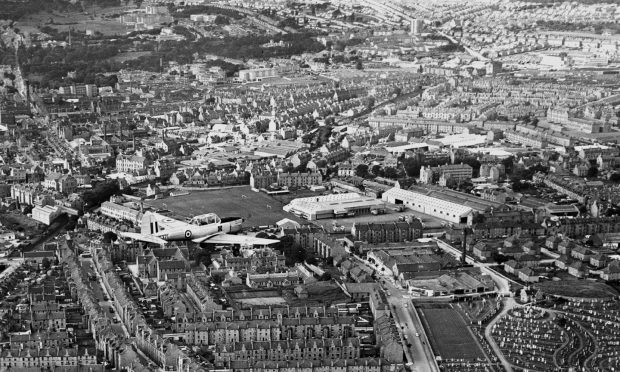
[120,212,279,246]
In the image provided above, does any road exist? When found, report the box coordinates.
[433,238,529,370]
[434,238,515,295]
[80,257,127,336]
[388,289,439,372]
[483,297,517,372]
[352,255,439,372]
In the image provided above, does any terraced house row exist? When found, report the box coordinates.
[169,305,356,344]
[213,338,360,364]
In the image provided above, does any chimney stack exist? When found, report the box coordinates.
[461,228,468,265]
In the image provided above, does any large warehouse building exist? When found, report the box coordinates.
[283,193,385,220]
[382,186,508,225]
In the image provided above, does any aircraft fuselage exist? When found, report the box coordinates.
[146,217,243,242]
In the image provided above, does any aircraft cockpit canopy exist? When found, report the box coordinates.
[190,213,221,226]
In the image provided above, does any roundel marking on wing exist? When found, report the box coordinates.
[185,230,192,238]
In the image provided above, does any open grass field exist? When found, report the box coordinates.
[536,280,618,299]
[16,5,131,35]
[109,51,152,62]
[145,186,304,227]
[419,305,486,360]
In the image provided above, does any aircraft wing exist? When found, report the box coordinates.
[120,232,167,245]
[195,234,279,246]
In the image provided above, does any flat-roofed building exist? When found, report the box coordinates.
[32,205,62,226]
[283,193,385,221]
[382,186,508,225]
[351,221,422,243]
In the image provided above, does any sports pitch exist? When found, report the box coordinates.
[419,306,486,360]
[145,186,304,227]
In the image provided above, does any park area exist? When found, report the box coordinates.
[145,186,304,227]
[418,304,487,361]
[13,2,130,36]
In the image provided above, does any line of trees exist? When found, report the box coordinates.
[82,180,120,208]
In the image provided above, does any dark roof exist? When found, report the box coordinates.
[24,251,56,258]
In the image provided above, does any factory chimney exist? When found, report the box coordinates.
[461,228,468,265]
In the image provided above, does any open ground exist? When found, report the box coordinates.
[17,5,131,35]
[144,186,304,227]
[536,280,618,299]
[418,304,486,361]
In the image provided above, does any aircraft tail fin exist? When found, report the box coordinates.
[141,212,162,235]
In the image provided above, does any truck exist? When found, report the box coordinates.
[392,205,405,212]
[371,207,385,215]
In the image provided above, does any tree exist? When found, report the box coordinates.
[511,179,528,192]
[371,165,383,177]
[315,159,327,168]
[491,252,509,264]
[277,235,305,266]
[82,180,120,207]
[365,96,375,110]
[355,60,363,70]
[102,231,118,243]
[195,249,213,267]
[501,156,515,175]
[445,176,459,190]
[214,15,229,25]
[402,158,422,177]
[64,217,77,231]
[256,121,270,133]
[319,272,332,281]
[41,257,52,270]
[472,213,486,224]
[355,164,369,178]
[587,166,598,178]
[305,254,318,266]
[211,273,225,284]
[384,167,399,179]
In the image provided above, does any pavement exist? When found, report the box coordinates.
[352,255,439,372]
[483,297,517,372]
[79,257,127,336]
[388,289,439,372]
